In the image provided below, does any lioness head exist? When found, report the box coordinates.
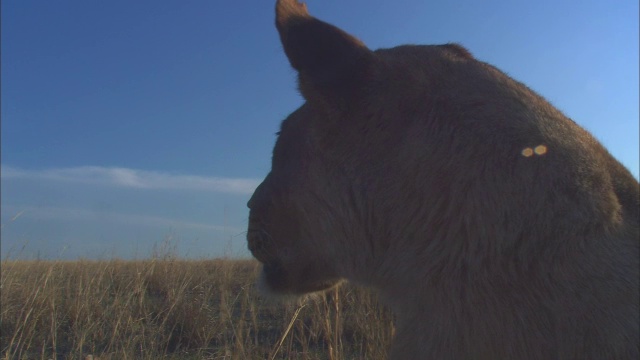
[247,0,528,296]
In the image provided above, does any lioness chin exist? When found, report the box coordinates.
[246,1,639,358]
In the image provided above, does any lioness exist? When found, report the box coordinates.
[246,0,640,358]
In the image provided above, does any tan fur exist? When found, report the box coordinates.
[247,0,640,358]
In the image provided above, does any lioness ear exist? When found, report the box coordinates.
[276,0,374,104]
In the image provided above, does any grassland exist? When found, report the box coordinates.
[1,256,394,359]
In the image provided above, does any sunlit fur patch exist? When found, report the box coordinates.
[534,145,547,155]
[522,144,548,157]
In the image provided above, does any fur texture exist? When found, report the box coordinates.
[246,0,640,358]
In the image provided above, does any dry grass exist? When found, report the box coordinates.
[0,256,393,359]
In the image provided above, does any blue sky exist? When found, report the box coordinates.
[2,0,638,260]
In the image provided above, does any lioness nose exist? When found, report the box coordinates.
[247,177,269,209]
[247,187,260,209]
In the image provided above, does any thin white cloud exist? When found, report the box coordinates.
[1,204,242,233]
[1,165,261,195]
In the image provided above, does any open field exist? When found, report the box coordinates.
[1,257,393,359]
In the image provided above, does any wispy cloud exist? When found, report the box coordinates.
[1,204,242,233]
[1,165,261,195]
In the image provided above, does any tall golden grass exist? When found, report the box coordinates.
[1,256,393,359]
